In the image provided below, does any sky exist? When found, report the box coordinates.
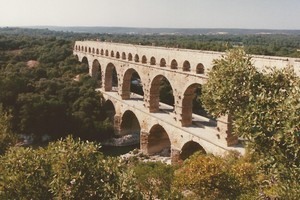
[0,0,299,29]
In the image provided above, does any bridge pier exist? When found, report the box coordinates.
[217,114,238,146]
[113,114,122,135]
[171,148,181,164]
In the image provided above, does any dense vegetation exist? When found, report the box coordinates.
[0,28,300,199]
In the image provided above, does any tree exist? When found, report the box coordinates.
[202,48,300,198]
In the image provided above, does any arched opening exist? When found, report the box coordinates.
[111,50,114,57]
[101,49,104,55]
[92,48,95,54]
[103,100,116,123]
[149,75,174,112]
[104,63,118,91]
[89,47,91,53]
[96,49,99,54]
[142,55,147,64]
[182,83,215,127]
[128,53,133,61]
[150,57,156,65]
[75,45,78,51]
[148,124,171,156]
[160,58,166,67]
[116,52,120,59]
[122,69,143,100]
[196,63,205,74]
[122,52,126,60]
[91,59,102,88]
[81,46,84,51]
[105,50,109,56]
[183,60,191,72]
[120,110,141,136]
[81,56,89,73]
[171,59,178,69]
[85,47,87,52]
[180,141,206,161]
[134,54,139,62]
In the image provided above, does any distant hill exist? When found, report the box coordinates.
[26,26,300,35]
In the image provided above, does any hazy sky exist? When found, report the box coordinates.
[0,0,299,29]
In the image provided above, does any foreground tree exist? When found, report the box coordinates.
[0,136,140,199]
[202,48,300,198]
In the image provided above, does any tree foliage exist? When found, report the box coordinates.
[202,48,300,198]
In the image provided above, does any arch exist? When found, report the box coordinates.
[122,68,143,100]
[92,48,95,54]
[128,53,133,61]
[142,55,147,64]
[105,50,109,56]
[101,49,104,55]
[96,49,99,54]
[104,63,118,91]
[170,59,178,69]
[147,124,171,156]
[150,57,156,65]
[183,60,191,72]
[120,110,141,136]
[160,58,166,67]
[85,47,87,52]
[81,56,88,65]
[134,54,139,62]
[180,141,206,161]
[149,75,174,112]
[75,45,78,51]
[196,63,205,74]
[81,46,84,51]
[111,50,114,57]
[88,47,91,53]
[91,59,102,87]
[122,52,126,60]
[116,52,120,59]
[103,100,116,122]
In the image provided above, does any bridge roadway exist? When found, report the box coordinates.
[98,88,245,163]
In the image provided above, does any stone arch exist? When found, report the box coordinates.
[96,49,99,54]
[101,49,104,55]
[92,48,95,54]
[181,83,201,126]
[196,63,205,74]
[122,52,126,60]
[171,59,178,69]
[85,47,87,52]
[147,124,171,156]
[105,50,109,56]
[134,54,139,62]
[88,47,91,53]
[75,45,78,51]
[150,57,156,65]
[183,60,191,72]
[121,68,143,100]
[160,58,166,67]
[120,110,141,136]
[128,53,133,61]
[81,56,88,65]
[116,52,120,59]
[81,46,84,51]
[111,50,114,57]
[91,59,102,87]
[180,141,206,161]
[142,55,147,64]
[104,63,118,91]
[103,100,116,123]
[149,75,174,112]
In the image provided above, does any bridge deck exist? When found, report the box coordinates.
[98,89,245,154]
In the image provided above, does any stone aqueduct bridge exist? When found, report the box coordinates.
[74,41,300,163]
